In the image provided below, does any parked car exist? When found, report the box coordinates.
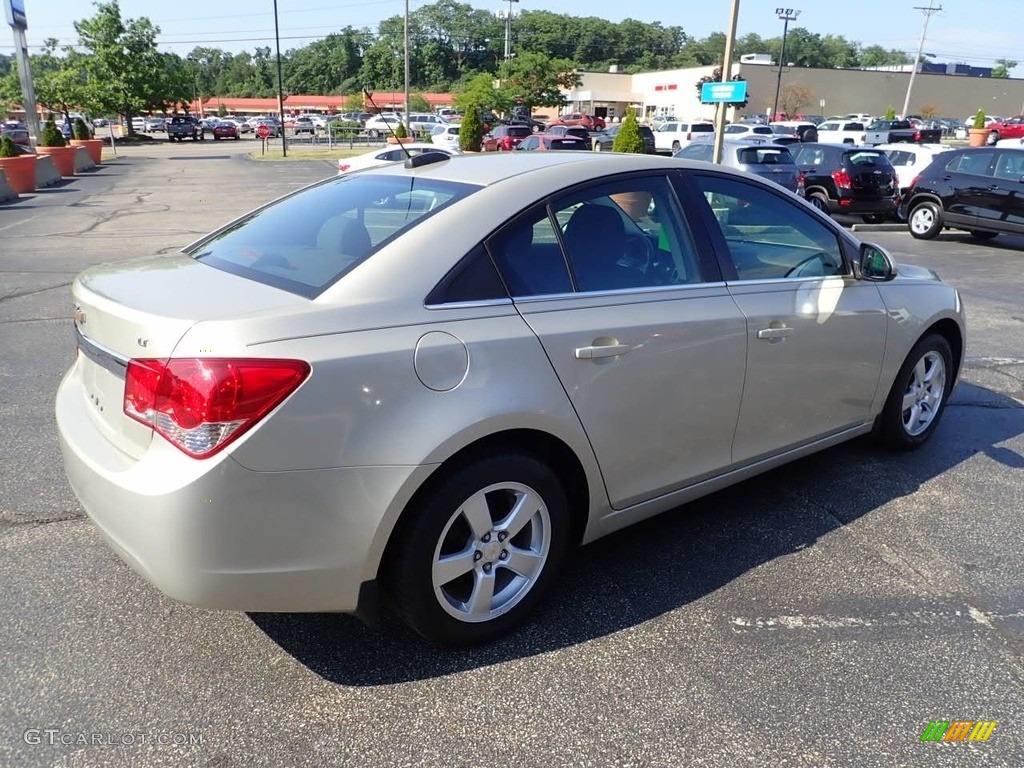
[92,117,109,128]
[863,120,942,146]
[483,124,533,151]
[337,143,461,174]
[814,120,866,145]
[548,113,605,131]
[653,120,715,154]
[430,123,462,149]
[901,146,1024,240]
[792,143,899,222]
[982,115,1024,145]
[212,121,240,140]
[363,114,403,138]
[253,118,283,138]
[166,115,204,142]
[56,152,965,645]
[514,133,590,151]
[544,124,590,142]
[292,116,316,135]
[674,140,804,195]
[723,123,775,140]
[591,122,656,153]
[145,117,167,133]
[1,120,30,146]
[769,121,819,143]
[407,114,448,136]
[873,143,951,198]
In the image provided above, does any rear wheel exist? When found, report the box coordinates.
[386,453,570,645]
[671,140,681,152]
[875,334,953,450]
[986,131,1000,145]
[969,230,998,240]
[862,213,885,224]
[908,200,943,239]
[808,193,830,214]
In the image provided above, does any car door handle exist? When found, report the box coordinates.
[987,185,1000,190]
[575,343,632,359]
[757,326,793,340]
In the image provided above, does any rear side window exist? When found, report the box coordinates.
[737,147,795,165]
[677,143,713,161]
[946,152,994,176]
[189,175,478,298]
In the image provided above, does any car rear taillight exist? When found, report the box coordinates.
[913,131,921,142]
[831,169,853,189]
[124,358,310,458]
[908,175,920,190]
[796,171,806,196]
[337,162,350,172]
[686,132,692,140]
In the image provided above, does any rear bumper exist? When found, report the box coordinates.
[56,362,420,613]
[831,196,899,215]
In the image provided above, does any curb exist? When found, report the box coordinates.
[850,223,906,233]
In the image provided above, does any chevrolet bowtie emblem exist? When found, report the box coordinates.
[73,305,86,325]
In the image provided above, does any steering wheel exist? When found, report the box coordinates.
[620,233,654,274]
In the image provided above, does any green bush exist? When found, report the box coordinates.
[612,110,646,153]
[458,107,484,152]
[394,122,408,139]
[0,133,19,158]
[72,118,91,141]
[884,106,896,120]
[972,109,986,129]
[40,119,66,148]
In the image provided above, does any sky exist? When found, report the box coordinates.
[4,0,1021,72]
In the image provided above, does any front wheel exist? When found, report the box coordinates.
[875,334,953,450]
[908,200,943,239]
[385,453,570,645]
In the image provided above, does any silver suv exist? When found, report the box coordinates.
[674,139,803,194]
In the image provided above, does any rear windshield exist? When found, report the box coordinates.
[189,175,478,298]
[508,126,531,137]
[549,139,585,149]
[843,151,892,168]
[737,147,796,165]
[690,124,714,132]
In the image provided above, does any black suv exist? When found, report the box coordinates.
[902,147,1024,240]
[792,143,898,222]
[591,123,656,153]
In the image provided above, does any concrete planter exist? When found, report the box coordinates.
[0,154,37,193]
[37,146,77,177]
[70,138,104,165]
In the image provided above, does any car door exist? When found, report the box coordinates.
[942,150,998,227]
[685,172,888,464]
[985,151,1024,233]
[487,173,747,509]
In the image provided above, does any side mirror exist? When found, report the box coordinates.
[857,242,895,281]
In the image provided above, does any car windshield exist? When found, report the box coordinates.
[189,175,479,298]
[844,151,892,167]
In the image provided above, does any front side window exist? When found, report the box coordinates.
[190,175,478,297]
[694,174,846,281]
[994,152,1024,180]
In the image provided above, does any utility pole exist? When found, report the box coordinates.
[901,1,941,119]
[713,0,742,165]
[404,0,410,134]
[503,0,520,59]
[771,8,800,122]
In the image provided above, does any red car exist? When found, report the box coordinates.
[983,115,1024,144]
[212,122,240,140]
[482,124,532,151]
[547,113,606,131]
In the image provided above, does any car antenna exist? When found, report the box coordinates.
[362,89,449,170]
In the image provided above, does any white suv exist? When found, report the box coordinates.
[430,123,461,149]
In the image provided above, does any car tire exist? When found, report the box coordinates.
[986,131,999,145]
[875,334,953,450]
[672,140,681,152]
[862,214,885,224]
[385,453,570,645]
[808,193,830,214]
[594,141,603,151]
[368,129,379,139]
[908,200,943,239]
[213,135,220,141]
[969,230,998,240]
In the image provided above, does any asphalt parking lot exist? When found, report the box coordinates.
[1,141,1022,768]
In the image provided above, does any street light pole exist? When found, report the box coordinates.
[771,8,800,121]
[712,0,742,165]
[272,0,287,157]
[504,0,519,59]
[901,1,941,119]
[404,0,410,134]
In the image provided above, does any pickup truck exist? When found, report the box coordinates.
[863,120,942,146]
[166,115,204,142]
[982,115,1024,145]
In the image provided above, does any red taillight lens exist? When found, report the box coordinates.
[337,163,350,172]
[124,358,310,458]
[913,131,921,141]
[908,174,920,190]
[831,169,853,189]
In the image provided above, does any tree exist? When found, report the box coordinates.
[779,84,813,119]
[919,103,940,119]
[27,40,91,125]
[73,2,174,133]
[884,106,896,120]
[409,93,432,112]
[612,109,645,153]
[991,58,1018,79]
[694,67,749,110]
[454,72,507,114]
[496,51,580,111]
[458,106,484,151]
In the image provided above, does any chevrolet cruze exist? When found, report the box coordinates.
[57,152,965,645]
